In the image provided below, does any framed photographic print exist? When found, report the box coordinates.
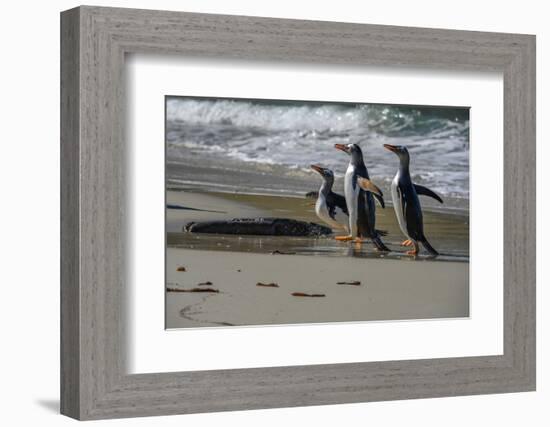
[61,6,536,420]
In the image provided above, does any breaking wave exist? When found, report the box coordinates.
[166,97,470,199]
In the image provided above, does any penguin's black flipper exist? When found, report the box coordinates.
[373,193,385,209]
[327,192,349,216]
[357,177,383,198]
[414,184,443,204]
[305,191,319,199]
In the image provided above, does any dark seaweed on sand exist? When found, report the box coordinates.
[167,287,219,293]
[337,281,361,286]
[291,292,325,297]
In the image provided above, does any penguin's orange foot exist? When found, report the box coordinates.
[401,239,413,246]
[405,241,419,256]
[335,235,353,241]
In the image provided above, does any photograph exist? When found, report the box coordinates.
[165,96,470,329]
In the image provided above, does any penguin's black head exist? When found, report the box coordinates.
[335,144,364,168]
[383,144,410,163]
[310,164,335,184]
[334,143,362,157]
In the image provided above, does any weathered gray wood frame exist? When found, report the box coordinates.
[60,5,536,420]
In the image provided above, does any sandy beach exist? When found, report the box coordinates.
[166,249,468,329]
[166,189,469,329]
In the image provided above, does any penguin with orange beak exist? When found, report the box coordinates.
[310,164,350,233]
[384,144,443,256]
[334,143,389,251]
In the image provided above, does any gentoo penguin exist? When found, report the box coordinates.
[384,144,443,256]
[310,164,349,233]
[334,143,389,251]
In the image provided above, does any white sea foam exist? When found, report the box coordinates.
[166,97,470,199]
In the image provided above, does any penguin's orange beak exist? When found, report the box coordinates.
[310,164,324,174]
[383,144,399,153]
[334,144,349,153]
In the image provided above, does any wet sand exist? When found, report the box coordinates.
[166,189,469,329]
[167,190,469,261]
[167,157,469,212]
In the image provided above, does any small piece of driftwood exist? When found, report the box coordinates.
[291,292,325,297]
[256,282,279,288]
[337,281,361,286]
[197,281,213,286]
[166,287,219,293]
[271,250,296,255]
[176,266,186,272]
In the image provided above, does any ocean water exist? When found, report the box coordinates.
[166,97,469,202]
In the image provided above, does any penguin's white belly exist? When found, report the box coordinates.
[315,195,348,232]
[344,165,360,237]
[391,176,410,239]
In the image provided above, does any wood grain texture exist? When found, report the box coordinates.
[60,7,80,419]
[60,6,536,420]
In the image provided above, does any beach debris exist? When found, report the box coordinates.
[271,250,296,255]
[184,217,332,237]
[197,281,213,286]
[176,266,187,272]
[337,281,361,286]
[291,292,326,297]
[256,282,279,288]
[167,287,219,293]
[237,269,242,272]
